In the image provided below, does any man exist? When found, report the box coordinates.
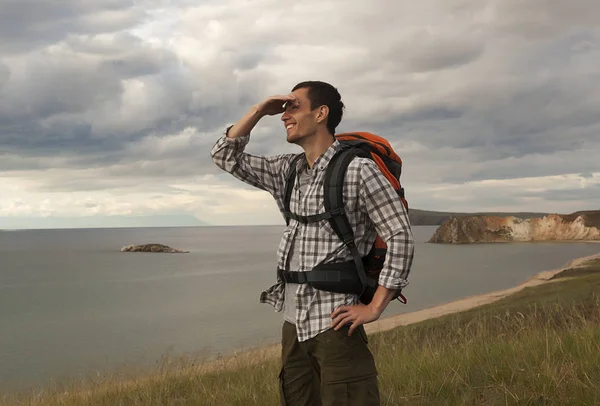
[211,81,414,405]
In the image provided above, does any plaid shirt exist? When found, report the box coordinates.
[210,133,414,342]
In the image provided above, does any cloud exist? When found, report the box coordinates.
[0,172,283,225]
[404,38,485,73]
[0,0,599,226]
[0,0,145,54]
[489,0,600,38]
[409,172,600,213]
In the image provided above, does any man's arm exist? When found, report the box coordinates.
[210,94,298,194]
[358,160,414,291]
[225,106,263,140]
[331,158,415,335]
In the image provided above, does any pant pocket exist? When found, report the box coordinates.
[321,377,380,406]
[321,382,349,406]
[358,325,369,344]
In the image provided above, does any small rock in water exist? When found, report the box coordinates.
[121,244,189,253]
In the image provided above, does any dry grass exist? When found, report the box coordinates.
[552,258,600,280]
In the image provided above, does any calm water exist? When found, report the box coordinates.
[0,225,598,391]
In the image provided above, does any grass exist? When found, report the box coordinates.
[552,259,600,280]
[2,258,600,405]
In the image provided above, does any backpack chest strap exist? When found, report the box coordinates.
[283,207,345,224]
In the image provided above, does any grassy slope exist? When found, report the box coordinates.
[3,260,600,406]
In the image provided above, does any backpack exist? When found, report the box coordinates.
[281,132,408,305]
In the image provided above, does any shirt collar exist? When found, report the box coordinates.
[295,140,341,173]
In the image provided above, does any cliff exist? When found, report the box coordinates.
[408,209,547,226]
[429,211,600,243]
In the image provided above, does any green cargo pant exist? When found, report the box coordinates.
[279,321,380,406]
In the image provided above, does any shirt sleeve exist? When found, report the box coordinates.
[357,159,415,290]
[210,130,295,196]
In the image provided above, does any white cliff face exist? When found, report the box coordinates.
[510,217,532,241]
[429,212,600,243]
[525,215,599,241]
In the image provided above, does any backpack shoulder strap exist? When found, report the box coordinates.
[323,145,370,293]
[283,153,305,225]
[323,146,364,243]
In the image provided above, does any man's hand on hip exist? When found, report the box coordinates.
[330,285,397,336]
[330,303,382,336]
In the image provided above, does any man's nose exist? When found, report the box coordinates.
[281,112,289,121]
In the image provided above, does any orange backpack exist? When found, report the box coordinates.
[282,132,408,305]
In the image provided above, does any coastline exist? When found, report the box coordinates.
[426,239,600,244]
[183,252,600,375]
[366,252,600,334]
[29,251,600,401]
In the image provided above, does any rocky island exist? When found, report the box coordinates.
[121,244,189,253]
[429,210,600,244]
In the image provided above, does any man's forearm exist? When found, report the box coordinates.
[369,285,397,316]
[226,105,264,139]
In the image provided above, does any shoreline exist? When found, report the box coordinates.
[14,252,600,399]
[366,252,600,334]
[170,252,600,376]
[426,239,600,244]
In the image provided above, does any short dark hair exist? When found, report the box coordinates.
[292,81,345,135]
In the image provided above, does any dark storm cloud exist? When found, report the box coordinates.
[0,34,174,154]
[349,58,600,172]
[0,0,144,54]
[0,30,261,173]
[1,0,600,198]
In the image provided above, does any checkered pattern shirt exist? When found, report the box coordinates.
[210,132,415,342]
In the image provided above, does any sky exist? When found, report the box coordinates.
[0,0,599,228]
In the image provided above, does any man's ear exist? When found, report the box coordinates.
[316,105,329,123]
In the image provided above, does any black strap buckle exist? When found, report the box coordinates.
[330,207,345,216]
[278,269,307,284]
[343,236,356,246]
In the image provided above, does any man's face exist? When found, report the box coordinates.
[281,87,319,145]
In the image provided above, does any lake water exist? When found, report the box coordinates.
[1,225,598,391]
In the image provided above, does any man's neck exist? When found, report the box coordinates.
[300,131,335,168]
